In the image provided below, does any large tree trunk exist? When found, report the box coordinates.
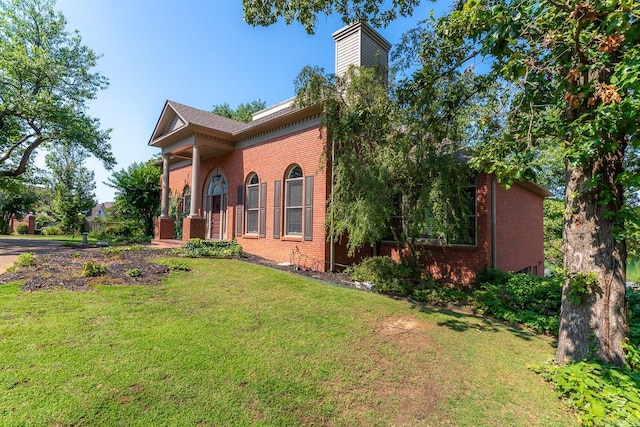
[556,146,628,365]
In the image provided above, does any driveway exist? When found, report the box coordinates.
[0,237,68,274]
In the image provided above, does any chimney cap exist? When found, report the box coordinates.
[332,21,392,51]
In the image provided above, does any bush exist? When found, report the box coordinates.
[82,261,107,277]
[410,280,470,306]
[473,269,562,334]
[532,360,640,426]
[158,259,191,271]
[126,268,141,277]
[16,223,28,234]
[172,239,242,258]
[42,226,63,236]
[6,252,35,272]
[346,256,413,295]
[530,288,640,427]
[92,223,150,244]
[16,252,34,267]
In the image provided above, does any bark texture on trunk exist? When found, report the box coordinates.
[556,146,628,365]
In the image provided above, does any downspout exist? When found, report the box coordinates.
[491,176,497,269]
[329,138,335,271]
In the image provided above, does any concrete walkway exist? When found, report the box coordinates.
[0,237,68,274]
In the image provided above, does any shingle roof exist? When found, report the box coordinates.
[167,100,250,134]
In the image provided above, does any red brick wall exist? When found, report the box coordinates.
[495,182,545,276]
[165,125,329,270]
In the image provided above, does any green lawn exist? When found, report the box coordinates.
[1,233,97,244]
[0,258,575,426]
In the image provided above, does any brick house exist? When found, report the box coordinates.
[149,22,550,283]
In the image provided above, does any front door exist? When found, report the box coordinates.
[205,193,227,240]
[211,195,221,238]
[205,171,228,240]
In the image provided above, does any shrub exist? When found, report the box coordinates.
[7,252,35,272]
[16,252,34,267]
[172,239,242,258]
[16,223,28,234]
[126,268,141,277]
[101,247,123,258]
[158,259,191,271]
[532,361,640,426]
[530,288,640,426]
[346,256,413,295]
[82,261,107,277]
[410,280,470,306]
[93,223,150,244]
[42,226,63,236]
[474,270,562,334]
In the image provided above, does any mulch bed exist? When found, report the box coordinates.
[0,246,359,292]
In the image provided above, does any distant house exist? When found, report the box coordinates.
[148,22,550,283]
[86,202,113,221]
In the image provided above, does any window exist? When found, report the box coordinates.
[285,165,303,235]
[182,186,191,215]
[384,184,477,246]
[445,185,477,245]
[245,173,259,234]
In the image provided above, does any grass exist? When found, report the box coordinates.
[0,233,97,245]
[0,258,574,426]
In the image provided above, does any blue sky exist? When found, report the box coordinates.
[53,0,451,202]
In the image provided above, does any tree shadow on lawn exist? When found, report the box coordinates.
[408,301,549,343]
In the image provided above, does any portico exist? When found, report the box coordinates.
[150,101,240,241]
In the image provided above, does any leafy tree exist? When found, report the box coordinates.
[244,0,640,365]
[448,0,639,366]
[0,178,38,234]
[211,99,267,123]
[243,0,421,34]
[295,59,476,269]
[106,161,161,238]
[44,144,96,235]
[0,0,114,178]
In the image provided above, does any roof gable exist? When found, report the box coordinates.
[148,100,250,145]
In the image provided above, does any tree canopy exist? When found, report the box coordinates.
[243,0,423,33]
[44,144,96,235]
[106,161,161,238]
[0,178,38,234]
[0,0,114,178]
[211,99,267,123]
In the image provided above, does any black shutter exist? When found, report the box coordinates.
[304,175,313,241]
[259,182,267,238]
[236,185,243,237]
[273,181,281,239]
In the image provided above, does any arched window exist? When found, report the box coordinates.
[182,186,191,215]
[245,173,259,234]
[285,165,303,236]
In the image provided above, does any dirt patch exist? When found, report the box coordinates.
[0,247,172,291]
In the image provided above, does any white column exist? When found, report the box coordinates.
[161,153,170,218]
[189,143,200,218]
